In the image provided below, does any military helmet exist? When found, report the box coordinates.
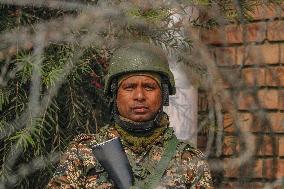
[104,42,176,96]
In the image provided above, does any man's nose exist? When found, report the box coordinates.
[133,87,145,101]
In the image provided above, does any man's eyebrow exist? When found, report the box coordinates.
[142,81,159,85]
[143,82,158,86]
[122,82,136,87]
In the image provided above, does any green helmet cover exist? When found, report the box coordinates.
[104,43,176,96]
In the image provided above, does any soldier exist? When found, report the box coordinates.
[47,43,214,189]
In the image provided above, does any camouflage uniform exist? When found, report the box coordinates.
[47,113,213,189]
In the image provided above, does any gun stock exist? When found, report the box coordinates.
[91,137,134,189]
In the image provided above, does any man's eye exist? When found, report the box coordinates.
[124,86,134,90]
[145,85,155,91]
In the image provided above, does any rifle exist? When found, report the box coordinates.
[90,134,179,189]
[90,137,134,189]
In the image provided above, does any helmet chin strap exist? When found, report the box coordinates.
[110,78,170,136]
[113,109,164,136]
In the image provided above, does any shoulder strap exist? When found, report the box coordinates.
[135,135,179,189]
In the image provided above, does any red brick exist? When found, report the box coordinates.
[215,47,236,66]
[221,181,265,189]
[224,113,261,133]
[265,67,284,86]
[226,24,243,44]
[277,159,284,177]
[262,159,275,178]
[223,158,239,177]
[236,46,244,65]
[223,136,239,155]
[239,113,261,132]
[237,112,283,133]
[274,186,284,189]
[258,89,279,110]
[220,77,232,89]
[223,113,234,132]
[249,4,284,20]
[220,182,239,189]
[237,91,257,110]
[219,68,238,89]
[200,27,223,45]
[279,90,284,110]
[268,112,284,133]
[219,95,235,113]
[242,66,284,86]
[253,160,263,178]
[244,22,266,43]
[243,182,264,189]
[242,68,266,86]
[202,22,265,45]
[279,137,284,157]
[253,159,274,178]
[280,44,284,63]
[257,135,278,156]
[238,89,280,110]
[268,20,284,41]
[237,44,279,65]
[201,24,243,45]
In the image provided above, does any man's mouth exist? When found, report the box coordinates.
[132,106,148,113]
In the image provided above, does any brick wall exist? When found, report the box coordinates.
[198,3,284,188]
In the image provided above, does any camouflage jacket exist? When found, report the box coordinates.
[47,121,213,189]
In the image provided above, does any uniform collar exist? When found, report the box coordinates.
[113,112,172,153]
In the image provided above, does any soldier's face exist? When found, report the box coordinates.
[116,75,162,122]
